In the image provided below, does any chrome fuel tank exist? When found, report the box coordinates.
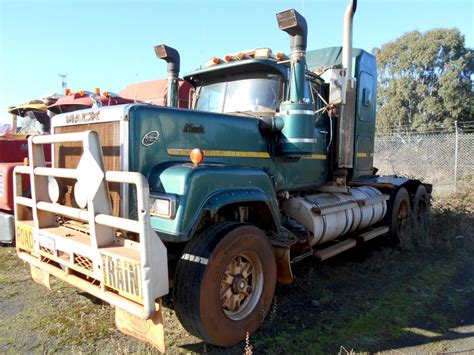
[281,186,387,246]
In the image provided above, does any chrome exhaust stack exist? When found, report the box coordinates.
[337,0,357,171]
[342,0,357,102]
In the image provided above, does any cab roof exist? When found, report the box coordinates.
[184,59,288,87]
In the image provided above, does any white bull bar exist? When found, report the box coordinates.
[14,130,168,320]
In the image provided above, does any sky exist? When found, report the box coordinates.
[0,0,473,124]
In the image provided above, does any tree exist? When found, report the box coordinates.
[374,29,473,134]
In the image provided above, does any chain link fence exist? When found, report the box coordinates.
[374,131,474,193]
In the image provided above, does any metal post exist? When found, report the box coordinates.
[12,114,17,134]
[454,120,458,192]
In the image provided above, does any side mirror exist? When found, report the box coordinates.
[320,68,347,105]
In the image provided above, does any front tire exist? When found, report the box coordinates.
[173,223,276,346]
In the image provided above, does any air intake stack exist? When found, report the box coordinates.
[154,44,180,107]
[276,9,316,156]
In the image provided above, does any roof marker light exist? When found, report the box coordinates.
[275,51,288,60]
[236,52,248,60]
[254,48,272,58]
[204,57,221,67]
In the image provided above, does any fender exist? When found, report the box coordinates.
[149,163,281,242]
[350,175,432,194]
[204,188,277,217]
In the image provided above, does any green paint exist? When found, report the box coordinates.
[126,48,378,241]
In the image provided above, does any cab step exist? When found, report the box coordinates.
[314,239,357,261]
[313,226,389,261]
[357,226,389,242]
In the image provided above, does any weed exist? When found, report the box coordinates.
[267,296,278,323]
[398,186,474,251]
[338,345,355,355]
[244,332,253,355]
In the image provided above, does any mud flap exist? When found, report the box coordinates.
[30,264,52,291]
[274,246,293,284]
[115,301,165,353]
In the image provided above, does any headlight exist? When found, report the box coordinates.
[150,195,177,219]
[74,181,88,209]
[48,177,67,204]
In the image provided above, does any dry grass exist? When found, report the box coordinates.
[398,176,474,251]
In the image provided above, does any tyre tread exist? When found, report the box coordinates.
[173,222,242,342]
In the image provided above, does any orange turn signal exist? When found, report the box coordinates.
[224,54,233,62]
[103,91,109,97]
[94,87,101,95]
[212,57,220,64]
[78,90,85,96]
[64,88,71,95]
[190,148,204,165]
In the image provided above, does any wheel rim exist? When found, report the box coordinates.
[220,251,263,321]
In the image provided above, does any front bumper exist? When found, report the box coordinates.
[14,131,169,351]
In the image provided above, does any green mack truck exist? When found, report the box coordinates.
[14,1,431,351]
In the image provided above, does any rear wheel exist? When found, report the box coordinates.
[389,187,412,241]
[173,223,276,346]
[412,184,430,222]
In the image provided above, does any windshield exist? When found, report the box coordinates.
[18,111,50,134]
[195,73,282,115]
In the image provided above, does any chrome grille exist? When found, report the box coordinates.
[53,121,122,216]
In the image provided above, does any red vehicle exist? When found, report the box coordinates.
[119,78,193,108]
[0,90,142,244]
[48,89,136,114]
[1,100,52,244]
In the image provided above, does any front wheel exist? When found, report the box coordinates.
[173,223,276,346]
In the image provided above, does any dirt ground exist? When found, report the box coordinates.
[1,189,473,354]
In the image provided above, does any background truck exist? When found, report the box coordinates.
[1,99,53,244]
[14,1,431,351]
[119,78,193,108]
[1,90,137,244]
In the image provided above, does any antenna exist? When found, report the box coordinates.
[58,73,68,90]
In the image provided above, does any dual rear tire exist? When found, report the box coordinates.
[389,185,430,241]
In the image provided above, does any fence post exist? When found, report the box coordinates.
[454,120,459,192]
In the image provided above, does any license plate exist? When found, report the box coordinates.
[16,222,34,252]
[37,232,56,254]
